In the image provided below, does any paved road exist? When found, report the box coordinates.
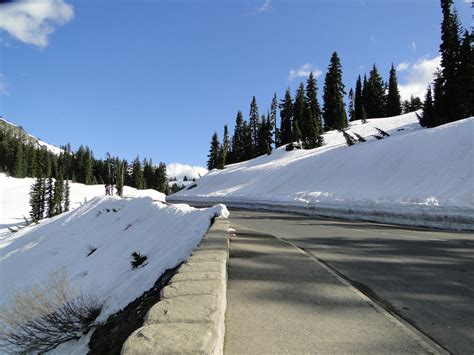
[225,210,474,355]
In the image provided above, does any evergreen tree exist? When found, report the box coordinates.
[46,177,55,218]
[419,85,435,128]
[153,162,169,194]
[64,179,70,212]
[218,125,230,168]
[249,96,260,155]
[207,132,221,170]
[13,140,24,178]
[53,171,64,215]
[438,0,462,122]
[241,122,253,161]
[256,115,272,156]
[305,72,323,147]
[231,111,245,163]
[348,88,356,122]
[143,158,154,190]
[386,64,402,117]
[458,30,474,118]
[365,64,385,118]
[279,88,293,146]
[323,52,347,130]
[269,93,278,147]
[354,75,363,121]
[115,159,124,197]
[29,177,46,221]
[293,83,307,143]
[360,105,368,124]
[131,156,145,189]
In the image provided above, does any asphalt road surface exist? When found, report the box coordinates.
[225,210,474,355]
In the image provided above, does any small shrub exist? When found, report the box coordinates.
[341,129,357,146]
[375,127,390,137]
[353,133,367,143]
[131,252,148,269]
[0,268,102,353]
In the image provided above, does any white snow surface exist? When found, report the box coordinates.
[173,112,474,214]
[167,162,207,180]
[0,174,166,233]
[0,193,228,352]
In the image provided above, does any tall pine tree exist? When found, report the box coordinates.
[354,75,363,121]
[207,132,221,170]
[365,64,385,118]
[386,64,402,117]
[279,88,293,145]
[305,72,323,148]
[323,52,347,130]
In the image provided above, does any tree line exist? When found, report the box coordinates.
[0,127,170,194]
[208,0,472,170]
[420,0,473,127]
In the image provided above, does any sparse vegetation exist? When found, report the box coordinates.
[0,269,102,353]
[130,252,147,269]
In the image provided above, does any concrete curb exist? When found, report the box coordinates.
[121,217,229,355]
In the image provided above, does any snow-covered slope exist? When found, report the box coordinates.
[171,112,474,228]
[0,174,165,234]
[0,117,63,155]
[0,195,228,352]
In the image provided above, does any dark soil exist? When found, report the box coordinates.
[88,264,181,355]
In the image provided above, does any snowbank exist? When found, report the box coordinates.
[0,174,166,233]
[171,113,474,229]
[0,195,228,351]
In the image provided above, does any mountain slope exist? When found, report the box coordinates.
[171,112,474,228]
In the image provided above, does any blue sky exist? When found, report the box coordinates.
[0,0,470,167]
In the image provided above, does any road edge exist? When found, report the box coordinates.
[121,217,229,354]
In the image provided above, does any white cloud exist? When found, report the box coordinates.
[411,41,416,52]
[167,163,207,180]
[0,73,8,95]
[396,62,409,71]
[398,56,441,101]
[288,63,322,81]
[257,0,272,12]
[0,0,74,47]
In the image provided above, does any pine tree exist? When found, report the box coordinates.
[230,111,244,163]
[293,83,307,143]
[257,115,271,156]
[115,159,124,197]
[323,52,347,130]
[53,172,64,215]
[13,140,24,178]
[438,0,462,122]
[354,75,363,121]
[348,88,356,122]
[249,96,260,155]
[29,177,46,221]
[279,88,293,146]
[458,30,474,118]
[46,177,55,218]
[386,64,402,117]
[419,85,435,127]
[305,71,323,147]
[241,122,253,161]
[153,162,168,194]
[365,64,385,118]
[131,156,145,189]
[64,179,70,212]
[269,93,278,147]
[361,105,368,124]
[218,125,230,168]
[207,132,221,170]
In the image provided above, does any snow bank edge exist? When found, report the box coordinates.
[121,217,230,354]
[168,197,474,231]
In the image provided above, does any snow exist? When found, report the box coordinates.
[0,179,228,352]
[0,174,166,234]
[167,162,207,180]
[0,117,63,155]
[172,112,474,223]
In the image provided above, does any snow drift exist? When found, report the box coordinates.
[170,112,474,229]
[0,195,228,351]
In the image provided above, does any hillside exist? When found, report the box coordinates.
[171,112,474,229]
[0,174,165,235]
[0,117,63,155]
[0,180,228,352]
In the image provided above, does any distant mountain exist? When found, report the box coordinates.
[0,116,63,155]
